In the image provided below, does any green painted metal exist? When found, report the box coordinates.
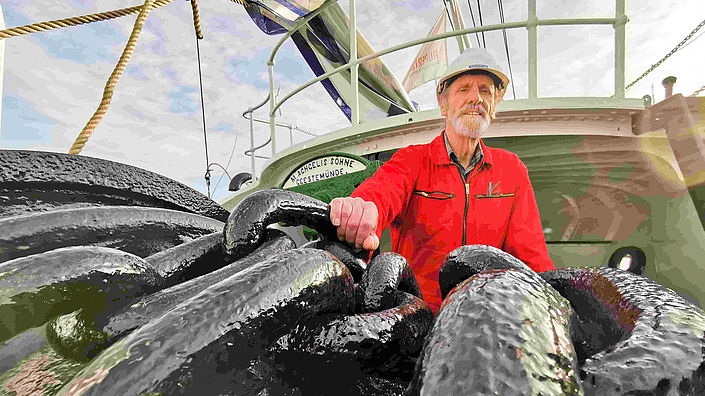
[528,0,538,98]
[614,0,627,98]
[448,0,469,53]
[350,0,359,126]
[268,2,628,134]
[243,93,271,181]
[283,153,381,204]
[221,96,645,209]
[281,152,381,240]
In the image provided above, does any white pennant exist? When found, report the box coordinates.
[402,11,448,93]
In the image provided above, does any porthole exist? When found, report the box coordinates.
[607,247,646,276]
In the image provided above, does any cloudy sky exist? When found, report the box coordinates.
[1,0,703,203]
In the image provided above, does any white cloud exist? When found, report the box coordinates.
[2,0,703,204]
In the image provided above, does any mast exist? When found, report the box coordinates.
[446,0,472,51]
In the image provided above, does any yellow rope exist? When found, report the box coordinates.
[68,0,159,155]
[0,0,174,39]
[190,0,204,39]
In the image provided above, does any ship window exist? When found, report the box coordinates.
[607,247,646,276]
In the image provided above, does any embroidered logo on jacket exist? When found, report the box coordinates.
[475,181,515,199]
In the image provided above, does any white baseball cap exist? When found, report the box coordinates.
[436,48,509,101]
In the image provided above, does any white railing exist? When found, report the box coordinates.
[260,0,628,160]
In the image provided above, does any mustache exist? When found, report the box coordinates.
[458,104,487,117]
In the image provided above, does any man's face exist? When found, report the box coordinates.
[440,74,498,139]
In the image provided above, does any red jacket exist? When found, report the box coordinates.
[352,132,554,313]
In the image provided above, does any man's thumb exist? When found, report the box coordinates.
[363,234,380,251]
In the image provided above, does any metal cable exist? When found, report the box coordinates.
[194,29,210,198]
[466,0,482,47]
[208,162,232,180]
[442,0,457,33]
[213,130,239,192]
[191,0,209,196]
[625,18,705,92]
[476,0,486,48]
[679,28,704,50]
[497,0,516,99]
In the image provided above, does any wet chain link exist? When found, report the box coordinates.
[625,18,705,92]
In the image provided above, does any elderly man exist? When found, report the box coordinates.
[329,48,554,313]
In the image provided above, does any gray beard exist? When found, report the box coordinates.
[450,113,491,139]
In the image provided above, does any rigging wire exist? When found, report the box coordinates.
[679,28,705,50]
[497,0,516,99]
[213,124,240,192]
[194,26,210,198]
[442,0,457,34]
[625,18,705,92]
[208,163,232,181]
[466,0,482,48]
[476,0,486,48]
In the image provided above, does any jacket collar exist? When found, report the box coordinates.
[431,131,493,168]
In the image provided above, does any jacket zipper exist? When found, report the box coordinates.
[413,190,455,200]
[462,164,482,246]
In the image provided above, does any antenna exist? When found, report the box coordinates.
[651,83,655,103]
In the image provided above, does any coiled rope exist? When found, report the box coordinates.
[0,0,174,39]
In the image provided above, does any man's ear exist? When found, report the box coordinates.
[438,95,448,116]
[490,89,506,119]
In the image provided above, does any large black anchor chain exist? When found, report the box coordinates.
[0,206,224,264]
[0,246,164,343]
[408,244,705,396]
[0,188,432,395]
[2,180,705,396]
[222,188,338,260]
[540,267,705,395]
[219,190,434,394]
[56,248,355,396]
[409,245,583,395]
[276,252,434,394]
[45,230,296,362]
